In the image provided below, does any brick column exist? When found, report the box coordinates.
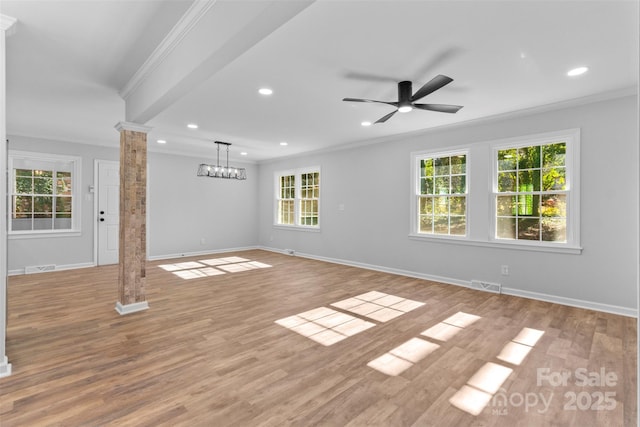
[114,122,151,315]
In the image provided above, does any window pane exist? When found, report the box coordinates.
[419,197,433,215]
[542,167,566,191]
[34,196,53,213]
[516,194,539,216]
[33,218,53,230]
[56,171,72,195]
[497,217,516,239]
[15,168,32,177]
[421,177,433,195]
[434,216,448,234]
[56,196,72,213]
[434,157,450,175]
[518,146,540,169]
[14,195,32,214]
[498,149,517,171]
[421,159,433,178]
[12,218,33,230]
[419,215,433,234]
[451,176,466,194]
[450,155,466,174]
[542,218,566,242]
[435,176,450,195]
[34,177,53,194]
[450,216,466,236]
[450,197,465,215]
[541,194,566,217]
[497,196,516,216]
[54,217,72,230]
[434,196,448,215]
[498,172,516,192]
[15,176,32,194]
[517,218,540,240]
[542,142,566,168]
[517,170,540,191]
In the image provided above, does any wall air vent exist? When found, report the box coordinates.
[471,280,502,294]
[25,264,56,274]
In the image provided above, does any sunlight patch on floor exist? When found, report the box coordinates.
[497,327,545,366]
[331,291,425,323]
[450,327,545,416]
[275,307,376,346]
[421,311,481,342]
[158,257,272,280]
[368,338,440,376]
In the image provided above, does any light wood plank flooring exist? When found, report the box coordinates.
[1,249,637,426]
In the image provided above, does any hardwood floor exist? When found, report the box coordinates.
[1,249,637,426]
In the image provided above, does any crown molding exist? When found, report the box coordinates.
[0,14,17,35]
[114,121,153,133]
[119,0,218,99]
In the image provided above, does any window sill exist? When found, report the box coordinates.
[408,233,582,254]
[9,230,82,240]
[273,225,321,233]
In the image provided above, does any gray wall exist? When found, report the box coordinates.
[6,136,259,271]
[257,95,639,312]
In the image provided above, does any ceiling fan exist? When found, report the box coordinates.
[343,74,463,124]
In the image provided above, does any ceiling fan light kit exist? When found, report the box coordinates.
[197,141,247,180]
[343,74,463,123]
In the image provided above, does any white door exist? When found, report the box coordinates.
[97,160,119,265]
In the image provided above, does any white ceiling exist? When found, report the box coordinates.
[4,0,638,163]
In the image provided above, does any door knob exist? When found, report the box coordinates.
[100,218,105,222]
[100,210,105,214]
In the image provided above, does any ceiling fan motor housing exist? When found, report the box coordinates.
[398,81,413,107]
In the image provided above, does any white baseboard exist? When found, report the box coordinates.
[8,262,96,276]
[147,246,260,261]
[115,301,149,315]
[258,246,637,318]
[501,287,638,318]
[0,356,12,378]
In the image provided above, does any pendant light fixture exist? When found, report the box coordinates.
[197,141,247,180]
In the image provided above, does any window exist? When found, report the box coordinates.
[9,151,81,235]
[275,167,320,228]
[413,151,468,237]
[493,129,579,246]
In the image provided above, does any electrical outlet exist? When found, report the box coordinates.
[200,238,206,245]
[501,265,509,276]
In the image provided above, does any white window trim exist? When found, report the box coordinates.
[274,166,321,231]
[409,147,470,241]
[490,128,580,250]
[8,150,82,239]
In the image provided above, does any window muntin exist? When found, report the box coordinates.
[275,167,320,228]
[417,153,467,236]
[9,152,80,235]
[495,141,568,243]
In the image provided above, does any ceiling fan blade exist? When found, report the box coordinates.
[375,110,398,123]
[343,98,398,107]
[413,103,463,114]
[410,75,454,102]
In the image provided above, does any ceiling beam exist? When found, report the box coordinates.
[121,0,315,124]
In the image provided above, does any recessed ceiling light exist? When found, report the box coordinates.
[187,123,198,129]
[240,152,248,156]
[156,139,166,144]
[361,121,372,127]
[567,66,588,77]
[280,142,288,146]
[259,88,273,95]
